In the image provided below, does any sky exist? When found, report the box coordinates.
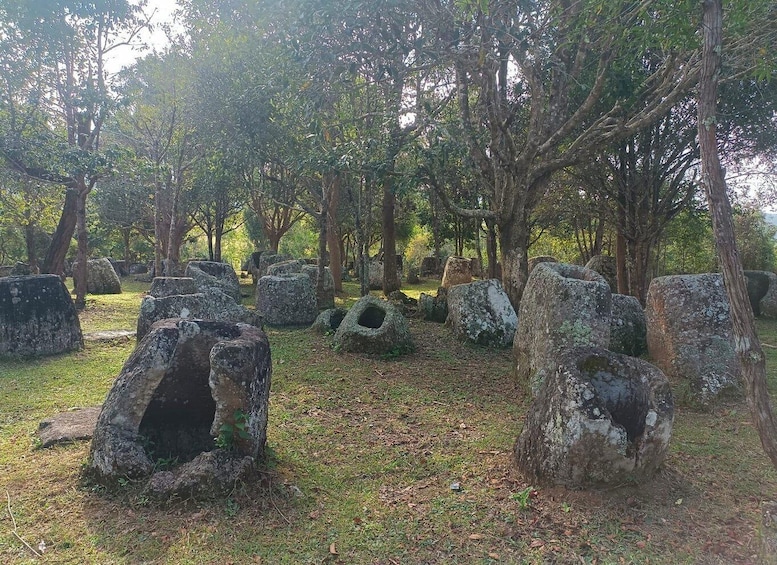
[105,0,180,72]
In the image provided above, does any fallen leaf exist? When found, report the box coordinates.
[530,539,545,548]
[329,542,338,555]
[488,552,500,559]
[636,541,647,549]
[468,533,485,540]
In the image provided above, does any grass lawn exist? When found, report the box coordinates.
[1,275,776,564]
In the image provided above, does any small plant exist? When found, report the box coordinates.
[216,409,251,450]
[512,486,536,510]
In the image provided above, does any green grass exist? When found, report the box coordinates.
[1,278,776,563]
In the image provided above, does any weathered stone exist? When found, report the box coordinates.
[420,256,444,277]
[527,256,557,273]
[744,270,777,319]
[38,407,101,448]
[267,259,305,277]
[88,319,271,496]
[470,257,483,278]
[0,275,83,357]
[11,262,34,275]
[257,253,292,278]
[0,265,13,277]
[515,346,674,487]
[369,261,384,290]
[108,258,128,277]
[185,261,241,303]
[256,274,317,326]
[406,267,420,284]
[137,289,261,341]
[645,274,740,404]
[514,263,611,395]
[84,330,135,342]
[446,279,517,348]
[585,255,618,293]
[333,295,414,355]
[441,256,473,288]
[149,277,198,298]
[310,308,348,334]
[610,294,647,357]
[73,258,122,294]
[760,501,777,565]
[386,290,418,316]
[301,264,336,310]
[146,450,256,497]
[128,262,149,275]
[419,287,448,323]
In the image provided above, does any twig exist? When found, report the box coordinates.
[762,343,777,349]
[268,483,293,526]
[6,490,41,558]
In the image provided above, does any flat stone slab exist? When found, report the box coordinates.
[37,406,101,448]
[84,330,136,342]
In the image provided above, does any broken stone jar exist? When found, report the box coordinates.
[514,346,673,488]
[87,318,271,496]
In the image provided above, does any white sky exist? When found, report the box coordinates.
[105,0,180,73]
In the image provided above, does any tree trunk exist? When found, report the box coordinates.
[498,217,531,311]
[42,187,78,277]
[74,181,90,310]
[699,0,777,469]
[486,218,498,279]
[153,179,165,277]
[327,176,343,292]
[24,223,38,272]
[615,227,628,295]
[382,177,400,295]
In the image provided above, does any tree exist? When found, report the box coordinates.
[0,0,148,307]
[422,0,702,308]
[698,0,777,468]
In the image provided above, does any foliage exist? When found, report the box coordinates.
[215,409,250,450]
[732,206,777,272]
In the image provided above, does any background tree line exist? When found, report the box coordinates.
[1,0,776,309]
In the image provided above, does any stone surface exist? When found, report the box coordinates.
[149,277,198,298]
[137,289,262,341]
[744,270,777,319]
[419,287,448,323]
[368,261,384,290]
[310,308,348,334]
[645,274,740,404]
[446,279,517,348]
[73,258,122,295]
[333,295,414,355]
[185,261,241,303]
[257,253,292,279]
[527,256,557,273]
[421,256,444,277]
[301,264,336,310]
[88,319,271,496]
[585,255,618,292]
[514,263,611,395]
[609,294,647,357]
[38,407,101,448]
[256,274,318,326]
[267,259,305,277]
[760,501,777,565]
[515,346,674,487]
[441,256,473,288]
[146,450,256,497]
[129,263,149,275]
[0,275,83,357]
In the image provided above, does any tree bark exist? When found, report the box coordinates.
[699,0,777,469]
[498,218,531,310]
[42,187,78,277]
[326,175,343,292]
[382,176,400,295]
[73,181,90,309]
